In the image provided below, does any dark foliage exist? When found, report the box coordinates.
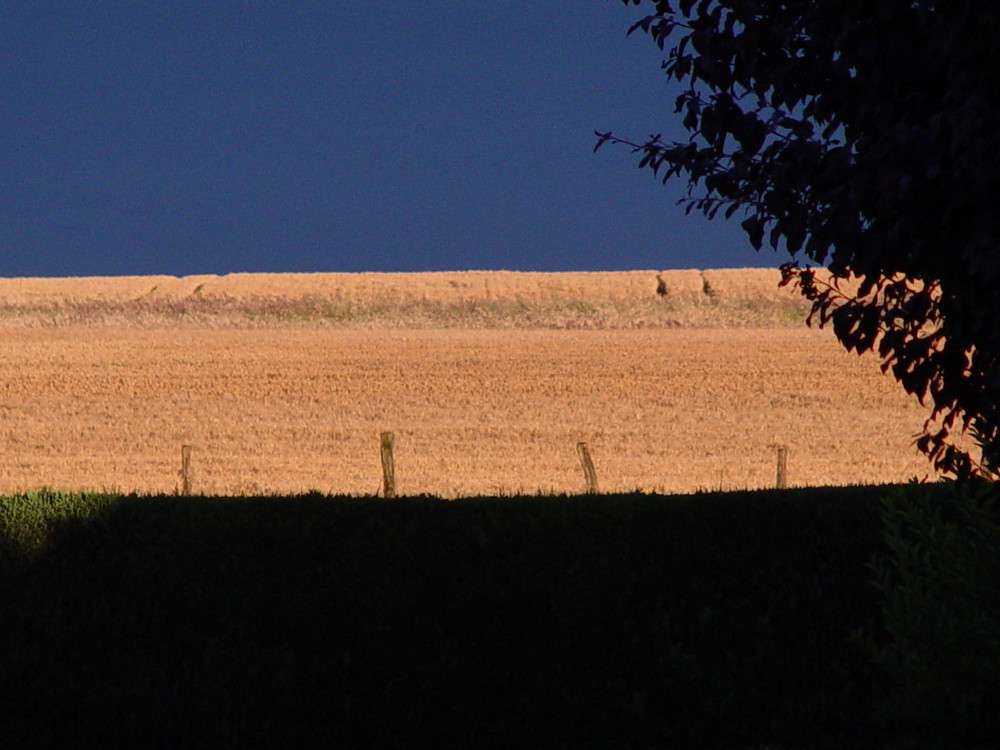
[863,484,1000,748]
[2,489,896,749]
[599,0,1000,477]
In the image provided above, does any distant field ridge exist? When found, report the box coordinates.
[0,269,813,329]
[0,268,796,303]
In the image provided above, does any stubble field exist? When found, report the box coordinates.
[0,269,936,496]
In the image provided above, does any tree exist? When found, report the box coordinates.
[597,0,1000,478]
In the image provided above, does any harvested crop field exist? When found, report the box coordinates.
[0,270,938,495]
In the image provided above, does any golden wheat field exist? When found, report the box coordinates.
[0,270,939,496]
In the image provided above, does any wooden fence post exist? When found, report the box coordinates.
[775,444,788,489]
[380,432,396,498]
[576,441,599,494]
[180,444,193,495]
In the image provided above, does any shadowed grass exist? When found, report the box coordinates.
[1,483,946,748]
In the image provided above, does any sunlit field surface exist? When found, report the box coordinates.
[0,269,934,496]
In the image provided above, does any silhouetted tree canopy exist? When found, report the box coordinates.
[598,0,1000,477]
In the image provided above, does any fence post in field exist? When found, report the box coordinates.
[180,444,193,495]
[380,431,396,498]
[775,445,788,489]
[576,441,599,494]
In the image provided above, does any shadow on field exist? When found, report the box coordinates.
[2,487,902,749]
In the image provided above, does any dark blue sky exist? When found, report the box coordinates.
[1,2,785,278]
